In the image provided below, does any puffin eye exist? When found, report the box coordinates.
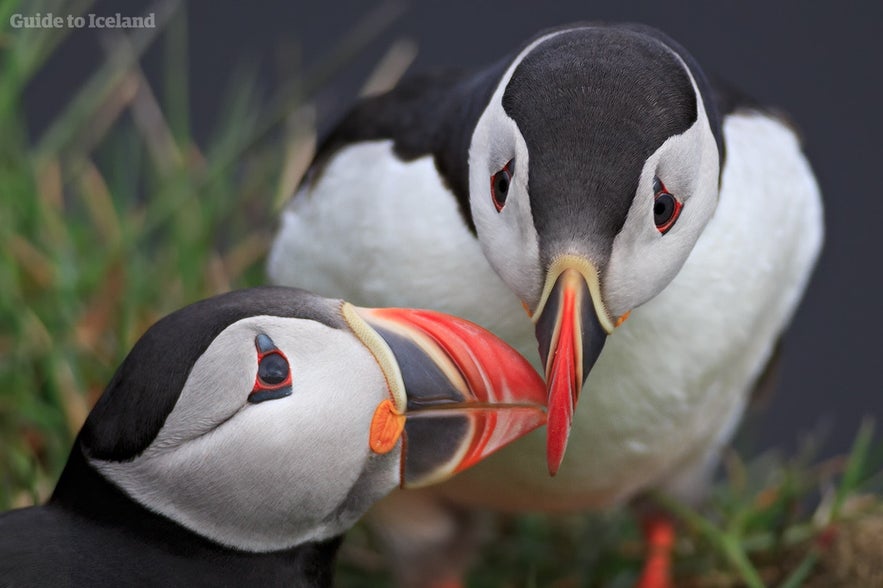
[258,353,289,386]
[653,177,682,235]
[490,159,514,212]
[250,335,293,404]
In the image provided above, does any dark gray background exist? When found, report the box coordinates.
[25,1,883,456]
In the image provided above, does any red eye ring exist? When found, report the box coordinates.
[249,335,293,403]
[653,178,682,235]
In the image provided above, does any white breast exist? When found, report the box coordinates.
[269,112,823,511]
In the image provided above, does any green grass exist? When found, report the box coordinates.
[0,0,285,507]
[2,1,882,586]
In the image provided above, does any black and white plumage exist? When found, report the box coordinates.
[268,22,823,581]
[0,287,545,586]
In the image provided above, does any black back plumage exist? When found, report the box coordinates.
[0,448,340,587]
[312,63,509,232]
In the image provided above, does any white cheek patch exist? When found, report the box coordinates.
[603,60,720,317]
[468,30,589,308]
[144,332,256,452]
[94,317,400,552]
[470,118,542,305]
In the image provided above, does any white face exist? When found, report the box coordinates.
[93,315,399,552]
[468,34,550,310]
[468,28,720,318]
[602,82,720,317]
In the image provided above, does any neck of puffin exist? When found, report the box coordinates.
[49,440,342,587]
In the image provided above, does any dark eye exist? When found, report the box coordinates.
[258,353,289,386]
[653,177,682,235]
[490,159,514,212]
[250,335,293,404]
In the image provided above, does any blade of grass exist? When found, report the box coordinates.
[34,0,179,161]
[77,160,122,247]
[97,0,404,244]
[359,38,417,97]
[830,419,875,521]
[655,494,766,588]
[206,0,406,179]
[776,550,819,588]
[273,106,315,210]
[130,68,184,172]
[298,0,406,98]
[6,234,55,288]
[741,522,817,553]
[133,63,261,238]
[0,0,94,117]
[52,356,89,436]
[67,71,140,167]
[163,3,189,144]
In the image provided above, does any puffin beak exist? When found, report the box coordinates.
[343,304,547,489]
[533,255,616,476]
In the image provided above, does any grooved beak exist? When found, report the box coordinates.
[343,305,547,489]
[533,256,615,476]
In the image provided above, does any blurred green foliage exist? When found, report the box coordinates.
[0,0,285,507]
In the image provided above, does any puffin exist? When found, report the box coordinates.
[0,287,546,586]
[268,22,824,587]
[267,22,824,586]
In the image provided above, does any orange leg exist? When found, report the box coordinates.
[635,513,675,588]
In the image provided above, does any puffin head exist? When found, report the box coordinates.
[77,287,545,551]
[467,24,723,473]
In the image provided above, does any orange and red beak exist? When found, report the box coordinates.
[532,255,616,475]
[344,304,547,488]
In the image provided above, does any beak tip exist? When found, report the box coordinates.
[544,358,576,477]
[546,429,568,477]
[535,263,611,480]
